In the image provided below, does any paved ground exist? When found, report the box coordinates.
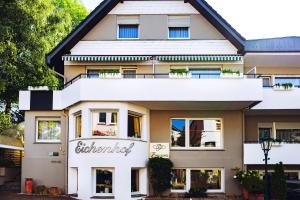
[0,192,75,200]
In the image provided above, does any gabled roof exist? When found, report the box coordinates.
[46,0,246,73]
[245,36,300,53]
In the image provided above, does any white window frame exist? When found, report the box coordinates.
[171,168,225,193]
[168,27,190,40]
[117,24,140,40]
[170,118,224,150]
[35,117,61,143]
[91,110,119,138]
[93,168,114,197]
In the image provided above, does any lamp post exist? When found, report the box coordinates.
[259,133,274,200]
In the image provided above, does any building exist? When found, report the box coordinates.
[18,0,300,199]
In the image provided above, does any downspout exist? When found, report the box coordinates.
[151,56,156,78]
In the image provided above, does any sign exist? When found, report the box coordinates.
[149,143,169,158]
[75,141,135,156]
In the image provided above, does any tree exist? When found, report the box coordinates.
[148,157,173,196]
[0,0,88,115]
[271,162,287,200]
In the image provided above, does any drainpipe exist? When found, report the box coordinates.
[151,56,156,78]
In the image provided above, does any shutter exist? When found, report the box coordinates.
[168,16,190,27]
[117,15,139,24]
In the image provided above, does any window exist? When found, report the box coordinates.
[92,111,118,136]
[131,169,140,193]
[87,69,100,78]
[190,69,221,79]
[172,168,223,193]
[275,77,300,87]
[36,118,61,143]
[171,169,186,191]
[168,16,190,39]
[262,77,271,87]
[171,118,222,148]
[128,113,142,138]
[276,129,300,143]
[117,16,139,39]
[259,127,272,139]
[95,169,113,195]
[123,69,137,79]
[75,114,82,138]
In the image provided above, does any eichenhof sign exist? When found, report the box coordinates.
[149,143,169,158]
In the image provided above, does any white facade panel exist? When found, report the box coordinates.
[244,143,300,165]
[53,91,62,110]
[19,91,30,110]
[252,88,300,109]
[109,1,199,15]
[70,40,238,55]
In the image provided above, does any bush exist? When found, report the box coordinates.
[234,170,264,194]
[148,157,173,196]
[271,162,287,200]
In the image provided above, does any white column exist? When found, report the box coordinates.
[114,166,131,200]
[77,166,92,199]
[81,107,91,138]
[118,106,128,139]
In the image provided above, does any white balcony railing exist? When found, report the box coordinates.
[244,143,300,165]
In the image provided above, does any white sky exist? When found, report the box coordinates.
[81,0,300,39]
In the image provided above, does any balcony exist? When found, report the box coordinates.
[244,142,300,165]
[19,73,263,110]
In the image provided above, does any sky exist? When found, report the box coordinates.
[81,0,300,39]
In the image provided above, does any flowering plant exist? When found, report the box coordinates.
[234,170,264,194]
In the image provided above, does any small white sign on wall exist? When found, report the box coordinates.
[149,143,170,158]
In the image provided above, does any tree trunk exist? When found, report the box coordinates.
[4,101,11,114]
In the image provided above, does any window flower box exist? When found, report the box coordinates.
[99,73,122,79]
[169,69,191,79]
[220,69,243,79]
[273,83,293,91]
[28,86,49,90]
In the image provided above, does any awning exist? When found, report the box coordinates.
[156,55,242,62]
[62,55,242,62]
[62,55,151,62]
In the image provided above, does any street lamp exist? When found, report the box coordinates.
[259,132,275,200]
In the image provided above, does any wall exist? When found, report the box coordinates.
[21,111,67,193]
[150,110,243,195]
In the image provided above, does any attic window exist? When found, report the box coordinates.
[117,16,139,39]
[168,16,190,39]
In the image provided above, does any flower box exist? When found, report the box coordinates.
[28,86,49,91]
[99,73,122,79]
[220,72,243,79]
[169,73,191,79]
[273,84,293,91]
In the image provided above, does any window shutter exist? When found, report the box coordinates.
[117,16,139,24]
[168,16,190,27]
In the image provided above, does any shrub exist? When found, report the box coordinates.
[221,69,240,74]
[148,157,173,196]
[99,69,120,74]
[170,68,189,74]
[271,162,287,200]
[234,170,264,194]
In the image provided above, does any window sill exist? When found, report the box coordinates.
[131,193,147,198]
[91,196,114,199]
[34,141,61,144]
[170,147,225,151]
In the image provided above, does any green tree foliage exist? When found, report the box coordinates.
[0,0,88,114]
[148,157,173,196]
[0,112,12,133]
[271,162,287,200]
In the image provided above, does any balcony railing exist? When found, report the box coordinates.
[27,73,300,90]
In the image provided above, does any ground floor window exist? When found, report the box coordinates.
[36,117,61,143]
[95,169,113,195]
[131,169,140,193]
[171,168,223,193]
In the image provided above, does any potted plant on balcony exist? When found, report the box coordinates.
[220,69,243,79]
[99,69,121,79]
[273,83,293,91]
[169,69,191,79]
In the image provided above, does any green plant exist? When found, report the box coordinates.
[271,162,287,200]
[274,83,293,89]
[185,187,207,198]
[221,69,240,75]
[148,157,173,196]
[99,69,120,74]
[170,68,189,74]
[234,170,264,194]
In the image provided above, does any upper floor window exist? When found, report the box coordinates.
[171,118,222,149]
[117,16,139,39]
[168,16,190,39]
[128,112,142,139]
[275,77,300,87]
[75,113,82,138]
[190,68,221,79]
[92,111,118,136]
[36,117,61,143]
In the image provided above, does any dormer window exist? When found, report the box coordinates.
[117,16,139,39]
[168,16,190,39]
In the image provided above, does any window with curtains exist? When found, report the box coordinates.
[117,16,139,39]
[36,118,61,143]
[171,118,222,149]
[168,16,190,39]
[128,113,142,138]
[92,111,118,136]
[75,113,82,138]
